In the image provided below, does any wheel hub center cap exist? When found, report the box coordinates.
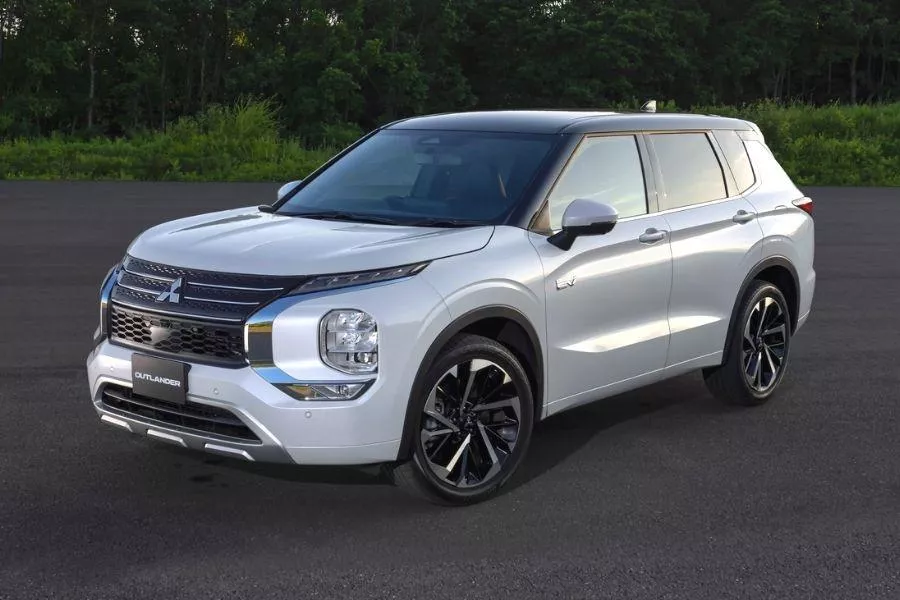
[457,410,476,431]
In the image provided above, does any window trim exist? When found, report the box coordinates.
[706,131,739,197]
[528,131,657,235]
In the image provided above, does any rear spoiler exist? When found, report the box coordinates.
[740,120,765,143]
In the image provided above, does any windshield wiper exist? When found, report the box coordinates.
[286,211,402,225]
[406,218,486,228]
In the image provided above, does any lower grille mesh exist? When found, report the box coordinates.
[109,304,245,365]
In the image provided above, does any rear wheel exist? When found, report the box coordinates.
[704,281,792,406]
[387,334,534,505]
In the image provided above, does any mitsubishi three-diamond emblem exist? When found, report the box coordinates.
[156,277,183,303]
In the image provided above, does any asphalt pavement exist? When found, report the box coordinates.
[0,182,898,599]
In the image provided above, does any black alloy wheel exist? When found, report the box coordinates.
[742,295,788,393]
[389,334,534,504]
[419,357,523,488]
[704,280,792,406]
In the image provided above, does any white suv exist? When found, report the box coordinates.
[87,110,815,504]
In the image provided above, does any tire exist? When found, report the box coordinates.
[386,333,534,505]
[704,280,792,406]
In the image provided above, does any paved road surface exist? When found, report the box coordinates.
[1,183,898,599]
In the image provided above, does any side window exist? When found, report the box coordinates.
[651,132,727,210]
[714,130,756,193]
[547,135,647,230]
[744,140,797,191]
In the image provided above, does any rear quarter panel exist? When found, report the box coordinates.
[742,139,816,324]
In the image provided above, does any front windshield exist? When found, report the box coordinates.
[277,129,556,225]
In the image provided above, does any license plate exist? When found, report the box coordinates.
[131,353,189,405]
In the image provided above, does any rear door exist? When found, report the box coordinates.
[645,131,764,367]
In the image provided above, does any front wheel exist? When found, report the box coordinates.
[387,334,534,505]
[704,280,792,406]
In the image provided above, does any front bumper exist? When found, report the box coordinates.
[86,275,452,466]
[88,342,400,464]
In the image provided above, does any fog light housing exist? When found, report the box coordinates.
[319,310,378,374]
[276,381,371,401]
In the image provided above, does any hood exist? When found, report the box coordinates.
[126,207,494,275]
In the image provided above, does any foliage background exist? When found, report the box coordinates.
[1,0,899,184]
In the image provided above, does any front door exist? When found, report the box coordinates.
[530,134,673,411]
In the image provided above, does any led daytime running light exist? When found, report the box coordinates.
[275,381,371,401]
[291,262,429,295]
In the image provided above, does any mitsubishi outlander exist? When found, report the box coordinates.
[87,109,815,504]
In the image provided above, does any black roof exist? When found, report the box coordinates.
[384,109,754,134]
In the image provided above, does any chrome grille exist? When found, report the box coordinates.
[107,256,306,363]
[110,256,305,322]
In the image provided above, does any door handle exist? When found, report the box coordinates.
[733,210,756,224]
[638,228,667,244]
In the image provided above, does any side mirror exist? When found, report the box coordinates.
[548,199,618,251]
[277,180,303,201]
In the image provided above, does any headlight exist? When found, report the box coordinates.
[319,310,378,374]
[290,262,429,295]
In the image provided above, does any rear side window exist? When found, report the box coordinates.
[714,130,756,193]
[547,135,647,230]
[650,133,727,210]
[744,140,797,192]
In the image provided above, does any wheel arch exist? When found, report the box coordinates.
[395,306,544,461]
[722,255,800,358]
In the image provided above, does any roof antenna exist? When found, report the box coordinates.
[641,99,657,113]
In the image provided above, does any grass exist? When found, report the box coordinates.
[693,101,900,186]
[2,99,900,185]
[0,100,337,182]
